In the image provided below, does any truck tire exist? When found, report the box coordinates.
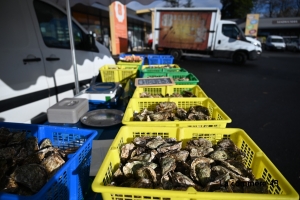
[232,52,246,65]
[170,49,182,60]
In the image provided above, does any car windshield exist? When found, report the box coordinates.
[271,39,284,43]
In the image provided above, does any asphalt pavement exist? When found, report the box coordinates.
[174,51,300,195]
[114,50,300,196]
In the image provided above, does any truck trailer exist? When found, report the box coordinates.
[152,7,262,65]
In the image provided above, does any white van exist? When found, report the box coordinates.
[265,35,286,51]
[0,0,115,124]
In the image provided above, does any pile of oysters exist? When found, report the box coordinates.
[133,102,212,121]
[140,91,196,98]
[109,136,269,193]
[0,127,78,196]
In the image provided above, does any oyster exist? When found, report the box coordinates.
[136,166,157,183]
[171,172,195,188]
[39,138,53,149]
[0,127,12,147]
[190,157,214,182]
[130,147,146,158]
[166,150,189,162]
[133,136,152,147]
[155,102,177,112]
[210,150,228,160]
[120,143,135,161]
[160,156,176,176]
[176,108,187,120]
[187,145,214,159]
[146,136,166,149]
[0,145,21,160]
[156,141,182,153]
[131,178,153,188]
[130,153,152,162]
[11,164,47,192]
[211,165,250,182]
[7,131,26,146]
[122,160,157,177]
[170,93,183,97]
[161,174,173,190]
[25,137,39,155]
[41,152,65,178]
[182,91,196,97]
[0,159,8,181]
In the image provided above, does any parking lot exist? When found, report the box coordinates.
[171,50,300,194]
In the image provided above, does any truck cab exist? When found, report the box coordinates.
[213,20,262,64]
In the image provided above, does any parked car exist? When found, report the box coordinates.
[285,38,300,52]
[265,35,286,51]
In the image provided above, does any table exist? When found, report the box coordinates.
[45,80,135,200]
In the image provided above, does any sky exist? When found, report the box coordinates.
[126,0,222,10]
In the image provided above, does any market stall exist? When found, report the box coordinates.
[0,54,299,200]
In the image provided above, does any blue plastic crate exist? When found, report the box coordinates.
[147,55,161,64]
[0,122,97,200]
[160,55,174,64]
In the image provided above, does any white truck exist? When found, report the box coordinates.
[0,0,115,124]
[152,7,262,64]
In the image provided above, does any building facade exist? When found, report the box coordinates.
[71,3,152,52]
[235,17,300,43]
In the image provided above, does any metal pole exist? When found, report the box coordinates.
[66,0,80,95]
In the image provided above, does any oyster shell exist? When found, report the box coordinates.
[7,131,26,146]
[40,152,65,178]
[171,172,195,188]
[155,102,177,112]
[210,150,228,160]
[0,127,12,147]
[146,136,166,149]
[121,143,135,161]
[160,156,176,176]
[11,164,47,192]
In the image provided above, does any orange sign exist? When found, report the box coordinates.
[109,1,127,55]
[245,14,260,37]
[158,11,212,50]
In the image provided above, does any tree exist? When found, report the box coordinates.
[253,0,299,17]
[163,0,181,7]
[221,0,253,19]
[183,0,194,7]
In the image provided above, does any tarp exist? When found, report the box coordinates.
[54,0,159,8]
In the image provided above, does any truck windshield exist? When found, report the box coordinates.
[222,24,245,40]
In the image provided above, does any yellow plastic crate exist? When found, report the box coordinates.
[92,127,299,200]
[132,85,208,98]
[122,97,231,127]
[100,65,138,86]
[117,60,143,66]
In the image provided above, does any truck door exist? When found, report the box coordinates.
[214,23,246,58]
[29,0,97,104]
[0,0,50,123]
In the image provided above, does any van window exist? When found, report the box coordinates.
[271,38,284,43]
[33,0,87,50]
[222,24,241,39]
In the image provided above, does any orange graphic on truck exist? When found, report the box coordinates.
[158,11,212,50]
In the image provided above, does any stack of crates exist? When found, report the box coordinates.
[100,64,139,87]
[92,53,299,200]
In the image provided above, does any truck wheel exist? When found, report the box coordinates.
[232,52,246,65]
[170,49,182,60]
